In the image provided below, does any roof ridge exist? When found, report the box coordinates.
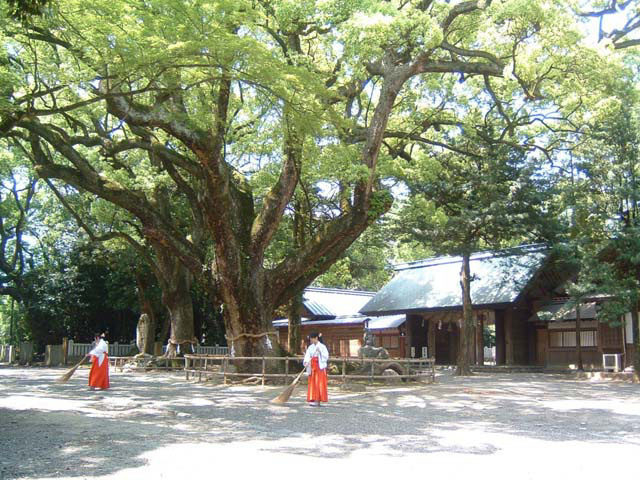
[393,243,547,271]
[305,286,376,296]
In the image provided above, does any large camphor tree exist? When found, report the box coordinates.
[0,0,620,358]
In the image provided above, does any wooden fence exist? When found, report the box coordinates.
[0,344,16,363]
[161,345,229,355]
[194,345,229,355]
[68,340,137,357]
[70,342,228,358]
[183,355,436,385]
[0,343,33,364]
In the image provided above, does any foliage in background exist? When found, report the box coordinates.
[0,1,639,361]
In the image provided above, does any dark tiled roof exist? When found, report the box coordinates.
[302,287,375,318]
[361,245,548,315]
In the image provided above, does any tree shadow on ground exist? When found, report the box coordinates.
[0,368,639,479]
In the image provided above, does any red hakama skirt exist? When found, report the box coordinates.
[88,354,110,389]
[307,356,328,403]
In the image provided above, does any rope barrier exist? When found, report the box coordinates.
[167,337,199,345]
[225,331,277,342]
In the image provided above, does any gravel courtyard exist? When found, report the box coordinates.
[1,366,639,480]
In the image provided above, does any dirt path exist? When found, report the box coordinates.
[1,367,639,479]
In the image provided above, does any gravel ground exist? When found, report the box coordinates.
[1,366,639,480]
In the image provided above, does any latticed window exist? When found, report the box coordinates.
[381,335,399,349]
[549,330,597,347]
[339,339,349,357]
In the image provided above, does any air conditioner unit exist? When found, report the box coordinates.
[602,353,622,373]
[421,346,428,358]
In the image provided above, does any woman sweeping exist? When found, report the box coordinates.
[88,333,110,390]
[303,332,328,406]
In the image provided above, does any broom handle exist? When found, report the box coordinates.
[72,354,89,369]
[292,368,305,384]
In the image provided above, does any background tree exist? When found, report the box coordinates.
[0,0,622,362]
[393,130,557,374]
[556,95,640,373]
[579,0,640,49]
[0,166,37,303]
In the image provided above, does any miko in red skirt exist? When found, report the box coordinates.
[88,333,110,390]
[303,332,328,406]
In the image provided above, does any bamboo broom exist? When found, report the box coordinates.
[56,355,88,383]
[270,369,306,404]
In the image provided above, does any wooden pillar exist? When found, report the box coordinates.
[406,316,414,357]
[428,318,436,360]
[495,311,505,365]
[61,337,69,365]
[527,323,537,365]
[476,315,484,365]
[449,322,458,364]
[505,308,514,365]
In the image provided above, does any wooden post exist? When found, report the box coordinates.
[185,356,190,380]
[476,314,484,365]
[576,300,583,371]
[505,309,514,365]
[223,356,227,385]
[431,357,435,382]
[427,319,436,363]
[494,311,505,365]
[369,359,374,384]
[262,356,266,387]
[342,357,346,385]
[285,357,289,384]
[61,338,68,365]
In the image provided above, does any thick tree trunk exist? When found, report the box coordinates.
[457,252,474,376]
[158,314,170,346]
[155,247,195,358]
[163,288,195,357]
[286,202,304,355]
[576,300,583,371]
[287,294,303,354]
[221,284,281,372]
[223,291,274,358]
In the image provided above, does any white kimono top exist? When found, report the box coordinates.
[89,339,108,367]
[303,342,329,375]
